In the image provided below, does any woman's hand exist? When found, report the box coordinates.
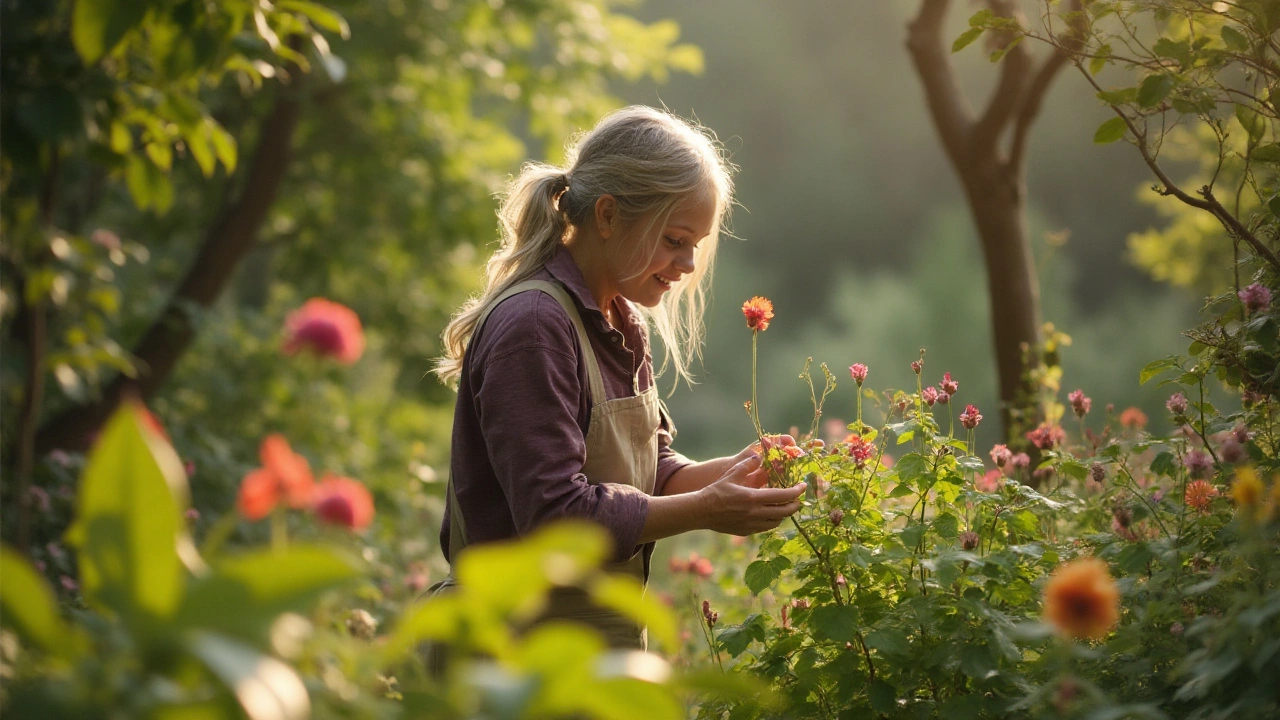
[696,453,806,536]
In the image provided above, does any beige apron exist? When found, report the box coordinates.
[434,279,661,650]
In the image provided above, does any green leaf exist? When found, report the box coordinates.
[177,545,360,642]
[1153,37,1189,66]
[952,27,984,53]
[744,556,791,595]
[1251,143,1280,163]
[1094,117,1128,144]
[1221,25,1249,52]
[186,631,310,720]
[865,627,910,657]
[1237,104,1266,141]
[1137,74,1176,108]
[932,512,960,539]
[717,613,767,657]
[807,605,858,643]
[279,0,351,39]
[592,574,678,652]
[207,119,238,173]
[1150,451,1177,477]
[1139,356,1179,384]
[960,643,996,679]
[896,453,927,481]
[125,154,174,213]
[989,36,1023,63]
[72,0,149,64]
[869,680,896,713]
[1089,44,1111,75]
[65,402,192,631]
[0,545,80,657]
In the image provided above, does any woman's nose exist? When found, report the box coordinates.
[674,246,696,273]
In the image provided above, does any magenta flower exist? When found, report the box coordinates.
[283,298,366,365]
[939,372,958,396]
[936,391,950,405]
[847,435,876,468]
[959,404,982,429]
[849,363,869,386]
[921,386,939,407]
[990,444,1013,468]
[1183,449,1213,479]
[910,359,923,375]
[1238,283,1272,314]
[1166,392,1188,416]
[1068,389,1092,418]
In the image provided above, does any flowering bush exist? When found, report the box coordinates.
[686,295,1279,719]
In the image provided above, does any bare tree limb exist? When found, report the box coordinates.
[906,0,977,164]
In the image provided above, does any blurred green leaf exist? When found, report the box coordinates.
[185,630,310,720]
[591,574,678,651]
[65,402,190,631]
[1220,25,1249,51]
[807,604,858,643]
[72,0,149,63]
[952,27,984,53]
[0,545,80,657]
[1137,74,1176,108]
[278,0,350,39]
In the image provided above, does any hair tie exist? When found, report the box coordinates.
[552,173,569,193]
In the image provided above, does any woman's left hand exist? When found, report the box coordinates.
[733,434,796,488]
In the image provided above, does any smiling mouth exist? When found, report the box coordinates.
[654,274,677,289]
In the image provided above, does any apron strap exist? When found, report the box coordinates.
[447,278,609,562]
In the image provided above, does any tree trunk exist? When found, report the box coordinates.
[906,0,1073,439]
[34,79,304,454]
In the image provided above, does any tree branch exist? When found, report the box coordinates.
[972,0,1032,152]
[907,0,977,165]
[34,76,306,454]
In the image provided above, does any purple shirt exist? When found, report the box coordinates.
[440,245,693,566]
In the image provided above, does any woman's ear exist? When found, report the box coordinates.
[594,195,618,241]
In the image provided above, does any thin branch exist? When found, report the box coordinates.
[972,0,1033,151]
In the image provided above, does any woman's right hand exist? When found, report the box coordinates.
[697,453,806,536]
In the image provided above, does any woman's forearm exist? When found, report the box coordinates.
[660,456,736,496]
[637,490,709,543]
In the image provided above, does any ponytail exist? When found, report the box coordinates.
[434,164,569,385]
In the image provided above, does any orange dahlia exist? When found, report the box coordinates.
[238,435,316,520]
[1184,480,1218,513]
[1118,407,1148,429]
[1043,558,1120,640]
[742,296,774,332]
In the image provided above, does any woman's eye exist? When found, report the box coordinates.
[665,236,682,248]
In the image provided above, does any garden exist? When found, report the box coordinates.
[2,1,1278,718]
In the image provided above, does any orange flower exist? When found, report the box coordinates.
[283,298,365,365]
[237,435,316,520]
[1118,407,1148,429]
[312,475,375,530]
[1043,558,1120,640]
[1184,480,1218,513]
[742,296,774,332]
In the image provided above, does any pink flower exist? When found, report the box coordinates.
[59,575,78,592]
[959,404,982,430]
[910,360,923,375]
[846,434,876,467]
[1068,389,1091,418]
[1011,452,1031,470]
[1220,438,1246,464]
[1238,283,1272,314]
[1166,392,1188,416]
[26,486,51,513]
[312,475,375,530]
[691,556,714,578]
[283,298,365,365]
[935,391,949,405]
[976,469,1002,493]
[1025,423,1065,450]
[1232,424,1251,444]
[921,386,939,407]
[184,508,201,523]
[702,599,719,627]
[939,372,958,396]
[90,228,121,251]
[989,444,1012,469]
[1182,449,1213,480]
[668,556,690,574]
[849,363,868,385]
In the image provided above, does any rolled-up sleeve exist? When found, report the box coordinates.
[653,409,693,497]
[474,302,649,563]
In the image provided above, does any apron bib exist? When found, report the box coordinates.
[430,279,661,650]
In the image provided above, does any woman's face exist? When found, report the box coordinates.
[614,195,716,308]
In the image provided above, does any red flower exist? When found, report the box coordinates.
[939,372,958,396]
[845,434,875,467]
[237,435,316,521]
[959,404,982,430]
[921,386,939,407]
[283,298,365,365]
[312,475,375,530]
[742,296,774,332]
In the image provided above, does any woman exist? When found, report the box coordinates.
[433,106,805,650]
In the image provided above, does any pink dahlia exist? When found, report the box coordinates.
[283,298,365,365]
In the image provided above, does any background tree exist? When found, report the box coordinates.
[907,0,1084,441]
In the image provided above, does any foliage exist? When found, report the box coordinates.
[688,308,1279,717]
[962,0,1280,294]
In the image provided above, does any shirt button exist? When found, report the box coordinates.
[611,335,621,343]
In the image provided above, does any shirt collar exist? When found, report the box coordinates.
[545,243,611,331]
